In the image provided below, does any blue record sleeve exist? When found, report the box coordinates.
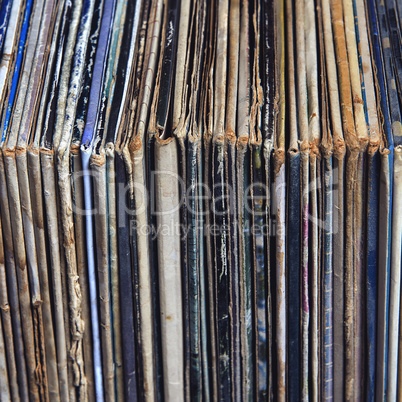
[0,0,12,55]
[367,0,394,399]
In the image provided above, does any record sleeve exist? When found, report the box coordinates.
[115,146,139,400]
[353,0,381,397]
[41,0,85,398]
[249,0,268,398]
[16,0,59,397]
[153,137,183,401]
[124,131,145,402]
[343,0,370,397]
[29,1,69,397]
[2,0,47,397]
[375,1,402,398]
[127,0,162,399]
[202,1,218,398]
[316,0,334,398]
[0,0,12,53]
[305,0,321,396]
[126,3,156,401]
[261,0,275,398]
[171,0,207,399]
[70,0,105,398]
[384,0,402,102]
[225,0,240,399]
[139,3,167,399]
[0,214,19,400]
[79,0,117,398]
[321,2,347,400]
[274,2,286,399]
[149,0,184,398]
[56,0,98,398]
[330,1,363,398]
[273,1,287,400]
[0,0,28,398]
[0,157,30,401]
[0,0,23,108]
[0,309,10,400]
[236,14,253,400]
[40,0,77,398]
[89,0,127,398]
[116,0,151,399]
[114,1,157,399]
[390,145,402,398]
[188,2,209,399]
[211,0,231,399]
[284,0,300,399]
[295,0,310,397]
[366,0,395,398]
[318,0,334,393]
[171,1,191,398]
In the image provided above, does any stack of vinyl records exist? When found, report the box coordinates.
[0,0,401,400]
